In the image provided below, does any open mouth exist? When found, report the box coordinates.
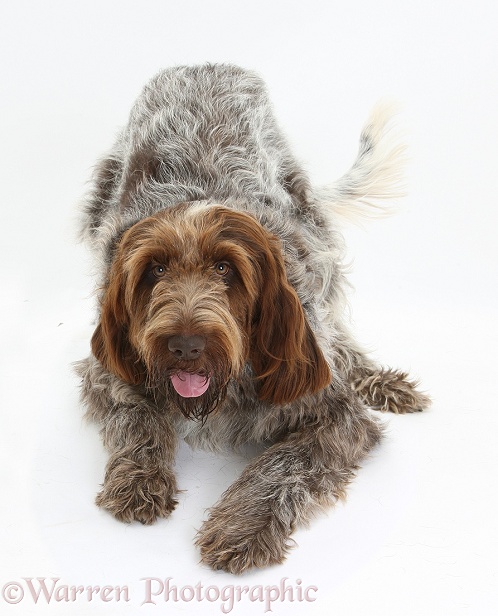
[170,371,211,398]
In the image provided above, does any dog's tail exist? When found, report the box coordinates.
[314,101,407,222]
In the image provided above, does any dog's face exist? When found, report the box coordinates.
[92,203,331,419]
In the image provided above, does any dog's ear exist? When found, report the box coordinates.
[250,234,332,405]
[91,257,145,386]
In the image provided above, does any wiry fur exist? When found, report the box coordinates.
[76,64,429,574]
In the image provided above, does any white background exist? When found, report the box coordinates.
[1,1,497,614]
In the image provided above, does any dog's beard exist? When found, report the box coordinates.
[145,364,231,422]
[167,376,229,421]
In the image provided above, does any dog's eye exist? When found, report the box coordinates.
[152,264,167,278]
[214,262,230,276]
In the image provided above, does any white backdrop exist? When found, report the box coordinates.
[1,1,497,614]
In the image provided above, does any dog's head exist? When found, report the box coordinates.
[91,203,331,419]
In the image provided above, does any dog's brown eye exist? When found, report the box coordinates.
[152,264,166,278]
[214,262,230,276]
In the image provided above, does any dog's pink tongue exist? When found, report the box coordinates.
[170,372,210,398]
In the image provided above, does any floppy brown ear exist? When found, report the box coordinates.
[250,238,331,405]
[91,261,145,386]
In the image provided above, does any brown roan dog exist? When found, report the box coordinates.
[76,64,430,574]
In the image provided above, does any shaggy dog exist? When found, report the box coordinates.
[76,64,429,574]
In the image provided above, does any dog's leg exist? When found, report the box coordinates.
[333,332,430,414]
[76,357,178,524]
[94,405,178,525]
[196,389,382,574]
[350,367,430,414]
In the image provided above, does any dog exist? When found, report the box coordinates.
[76,64,429,574]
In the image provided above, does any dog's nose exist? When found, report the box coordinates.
[167,335,206,360]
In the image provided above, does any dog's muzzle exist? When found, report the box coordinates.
[167,335,211,398]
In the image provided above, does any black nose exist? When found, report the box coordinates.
[167,335,206,360]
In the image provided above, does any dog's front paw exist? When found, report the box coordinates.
[96,458,178,525]
[196,511,291,574]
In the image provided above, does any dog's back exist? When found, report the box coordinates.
[81,64,305,257]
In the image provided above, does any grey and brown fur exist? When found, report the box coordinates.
[76,64,429,574]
